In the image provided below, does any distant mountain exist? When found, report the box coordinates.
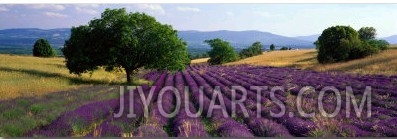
[178,30,315,49]
[0,28,315,50]
[382,35,397,44]
[294,34,320,43]
[0,28,70,48]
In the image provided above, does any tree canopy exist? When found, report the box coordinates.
[316,25,389,64]
[205,38,238,65]
[62,8,189,83]
[239,41,263,59]
[358,27,376,41]
[358,27,389,50]
[33,38,57,57]
[317,25,361,63]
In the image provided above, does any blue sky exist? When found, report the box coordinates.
[0,4,397,37]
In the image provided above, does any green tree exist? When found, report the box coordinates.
[33,38,57,57]
[358,27,389,50]
[314,41,319,50]
[206,38,238,65]
[239,41,263,59]
[251,41,263,54]
[358,27,376,41]
[316,25,361,63]
[270,44,275,51]
[367,39,389,50]
[349,40,378,59]
[62,8,189,83]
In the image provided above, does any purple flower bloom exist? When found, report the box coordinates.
[133,125,168,137]
[217,120,254,137]
[246,118,292,137]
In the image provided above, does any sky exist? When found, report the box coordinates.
[0,4,397,37]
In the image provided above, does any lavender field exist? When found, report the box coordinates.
[26,65,397,137]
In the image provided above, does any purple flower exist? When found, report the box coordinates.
[217,120,254,137]
[246,118,292,137]
[133,125,168,137]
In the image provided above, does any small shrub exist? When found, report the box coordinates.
[4,124,24,136]
[33,38,57,57]
[349,41,379,59]
[280,47,290,50]
[17,99,30,107]
[2,108,25,119]
[30,104,45,115]
[366,39,389,50]
[270,44,275,51]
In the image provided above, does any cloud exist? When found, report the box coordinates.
[254,11,272,17]
[0,6,9,12]
[75,6,99,15]
[74,4,100,8]
[44,12,68,18]
[136,4,165,15]
[254,11,284,18]
[28,4,65,11]
[226,11,234,16]
[176,6,200,12]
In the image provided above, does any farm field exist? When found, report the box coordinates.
[0,85,122,137]
[0,54,151,137]
[24,65,397,137]
[191,58,210,64]
[0,54,150,100]
[1,3,397,138]
[224,48,397,76]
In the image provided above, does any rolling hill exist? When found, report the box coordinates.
[178,30,314,49]
[0,28,70,48]
[293,34,320,43]
[382,35,397,44]
[1,28,395,50]
[0,28,315,50]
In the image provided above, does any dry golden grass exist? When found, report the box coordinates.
[0,54,147,100]
[191,58,210,64]
[227,49,317,68]
[227,48,397,76]
[311,49,397,75]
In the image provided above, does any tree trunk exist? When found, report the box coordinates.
[126,70,132,83]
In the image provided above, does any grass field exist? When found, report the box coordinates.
[24,64,397,137]
[0,85,120,137]
[0,54,151,136]
[191,58,210,64]
[222,47,397,76]
[0,54,150,100]
[227,49,318,68]
[1,46,396,137]
[192,46,397,75]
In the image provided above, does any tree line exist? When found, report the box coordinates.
[205,38,266,65]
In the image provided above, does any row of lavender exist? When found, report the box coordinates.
[26,70,210,137]
[26,65,397,137]
[192,64,397,136]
